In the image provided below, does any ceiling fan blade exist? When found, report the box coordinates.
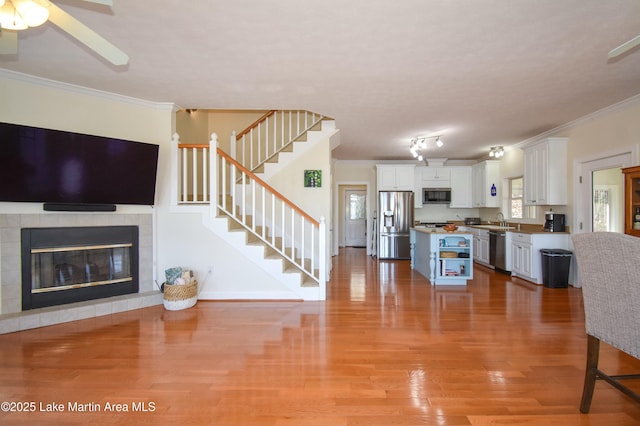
[44,1,129,65]
[0,30,18,54]
[608,34,640,59]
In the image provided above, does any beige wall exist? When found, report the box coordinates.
[0,71,173,214]
[176,109,268,153]
[558,100,640,207]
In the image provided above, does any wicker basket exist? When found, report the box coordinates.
[440,251,458,258]
[163,280,198,311]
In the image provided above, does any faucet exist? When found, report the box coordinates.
[496,211,506,227]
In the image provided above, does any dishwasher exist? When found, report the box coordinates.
[489,231,507,271]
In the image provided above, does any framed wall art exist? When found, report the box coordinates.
[304,170,322,188]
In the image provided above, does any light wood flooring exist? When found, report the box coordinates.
[1,247,639,425]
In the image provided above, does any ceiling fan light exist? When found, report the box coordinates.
[436,137,443,148]
[0,2,27,30]
[12,0,49,27]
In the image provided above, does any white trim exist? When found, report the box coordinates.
[198,291,304,300]
[0,68,175,111]
[514,94,640,149]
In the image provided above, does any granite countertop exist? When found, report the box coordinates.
[435,221,570,234]
[466,225,570,235]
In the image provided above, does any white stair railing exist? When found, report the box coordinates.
[175,133,326,285]
[231,110,326,171]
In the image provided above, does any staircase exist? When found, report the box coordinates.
[172,110,335,301]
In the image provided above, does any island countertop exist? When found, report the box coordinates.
[411,227,472,235]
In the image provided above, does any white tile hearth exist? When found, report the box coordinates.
[0,291,162,334]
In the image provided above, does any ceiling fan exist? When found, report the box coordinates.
[0,0,128,65]
[608,34,640,59]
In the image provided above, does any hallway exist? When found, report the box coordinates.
[1,248,639,425]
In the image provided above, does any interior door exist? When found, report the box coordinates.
[345,190,367,247]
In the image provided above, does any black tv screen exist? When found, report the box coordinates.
[0,122,159,205]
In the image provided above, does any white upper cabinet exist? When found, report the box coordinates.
[422,167,451,188]
[376,165,416,191]
[449,167,473,208]
[523,138,568,205]
[472,160,500,208]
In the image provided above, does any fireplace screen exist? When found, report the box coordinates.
[31,243,133,293]
[21,226,139,310]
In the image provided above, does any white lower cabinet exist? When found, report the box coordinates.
[510,232,569,284]
[473,229,491,266]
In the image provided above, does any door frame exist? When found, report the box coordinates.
[333,181,371,256]
[573,145,638,234]
[344,189,367,247]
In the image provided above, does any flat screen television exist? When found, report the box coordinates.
[0,122,159,206]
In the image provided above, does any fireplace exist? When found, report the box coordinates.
[21,226,139,310]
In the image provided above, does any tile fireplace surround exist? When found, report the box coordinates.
[0,213,162,334]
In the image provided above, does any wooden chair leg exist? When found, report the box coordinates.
[580,334,600,413]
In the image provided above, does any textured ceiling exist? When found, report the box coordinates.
[1,0,639,161]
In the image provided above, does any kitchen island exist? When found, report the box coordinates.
[410,228,474,285]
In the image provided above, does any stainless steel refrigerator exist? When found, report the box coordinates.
[378,191,414,259]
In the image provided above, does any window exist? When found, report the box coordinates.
[509,177,536,220]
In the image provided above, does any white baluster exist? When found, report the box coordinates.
[319,217,326,283]
[209,133,218,218]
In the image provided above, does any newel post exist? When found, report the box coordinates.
[319,216,327,284]
[171,133,181,205]
[209,133,218,219]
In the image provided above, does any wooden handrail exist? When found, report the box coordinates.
[216,148,319,227]
[235,110,277,140]
[178,143,209,149]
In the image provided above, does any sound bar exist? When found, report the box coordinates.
[43,203,117,212]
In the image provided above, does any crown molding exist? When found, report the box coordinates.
[0,68,176,112]
[514,93,640,149]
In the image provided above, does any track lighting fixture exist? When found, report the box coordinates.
[489,146,505,158]
[409,135,444,161]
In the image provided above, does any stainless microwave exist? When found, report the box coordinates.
[423,188,451,204]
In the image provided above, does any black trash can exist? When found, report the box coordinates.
[540,249,572,288]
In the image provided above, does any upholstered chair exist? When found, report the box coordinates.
[572,232,640,413]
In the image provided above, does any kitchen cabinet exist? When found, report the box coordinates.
[422,167,451,188]
[449,166,473,208]
[377,165,415,191]
[411,228,473,285]
[510,232,569,284]
[510,233,532,279]
[472,160,500,208]
[415,166,455,208]
[622,165,640,237]
[472,228,491,266]
[523,138,568,205]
